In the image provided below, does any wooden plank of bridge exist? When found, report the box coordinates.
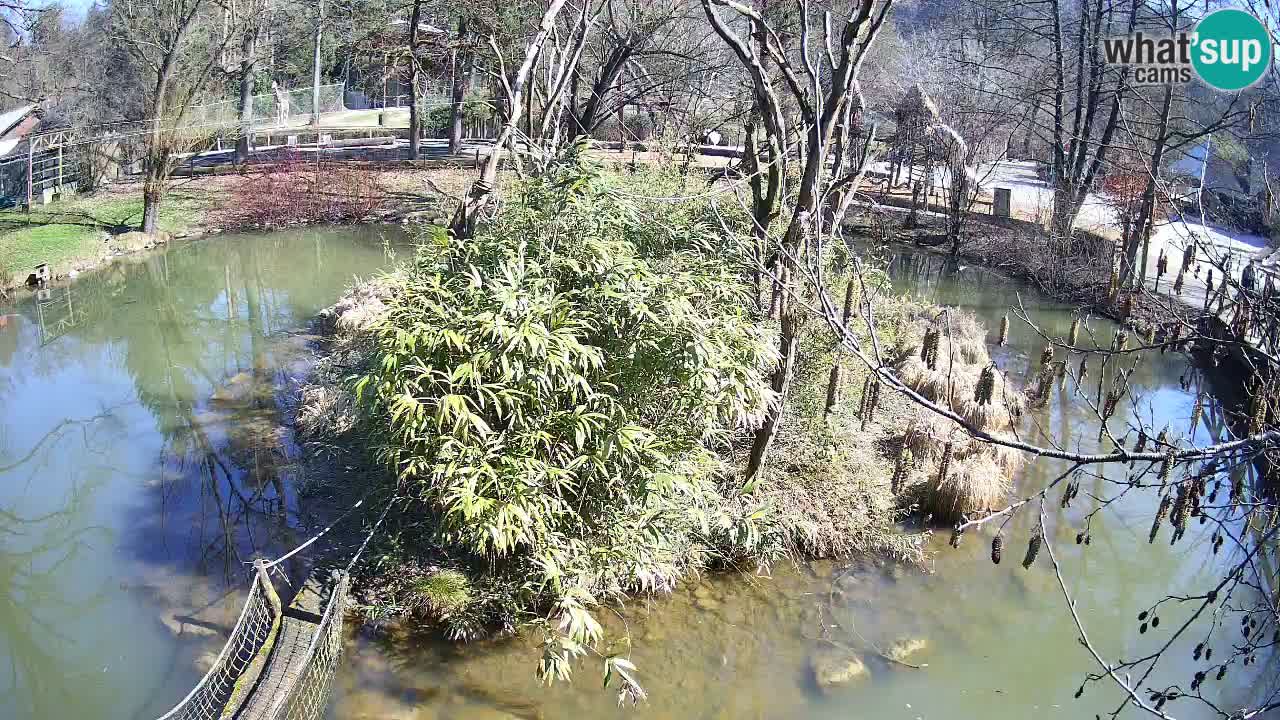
[231,571,334,720]
[233,614,318,720]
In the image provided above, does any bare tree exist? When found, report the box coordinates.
[111,0,230,234]
[448,0,574,238]
[702,0,893,481]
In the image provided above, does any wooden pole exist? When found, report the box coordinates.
[254,559,283,617]
[26,141,34,208]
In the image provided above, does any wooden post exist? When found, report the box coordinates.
[26,141,34,208]
[254,559,283,617]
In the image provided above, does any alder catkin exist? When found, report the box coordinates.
[998,313,1009,346]
[1150,493,1173,543]
[937,441,954,487]
[991,535,1003,565]
[1159,451,1175,488]
[1022,526,1043,569]
[891,445,913,495]
[975,365,996,405]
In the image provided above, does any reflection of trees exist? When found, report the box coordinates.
[0,227,401,719]
[72,228,400,585]
[0,468,112,718]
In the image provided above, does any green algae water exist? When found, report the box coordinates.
[327,246,1274,720]
[1,235,1273,720]
[0,225,406,720]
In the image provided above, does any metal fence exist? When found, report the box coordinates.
[187,84,348,129]
[155,573,277,720]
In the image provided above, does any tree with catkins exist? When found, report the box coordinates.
[975,364,996,405]
[1039,345,1054,371]
[1021,523,1042,569]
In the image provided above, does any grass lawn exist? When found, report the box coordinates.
[0,186,211,288]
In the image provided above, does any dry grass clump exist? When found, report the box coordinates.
[758,386,926,564]
[296,384,357,438]
[890,308,1024,522]
[296,277,396,439]
[917,454,1007,521]
[316,277,393,338]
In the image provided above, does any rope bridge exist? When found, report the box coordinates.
[154,498,393,720]
[155,566,352,720]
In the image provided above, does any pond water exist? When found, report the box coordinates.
[328,246,1273,720]
[0,225,406,720]
[0,233,1271,720]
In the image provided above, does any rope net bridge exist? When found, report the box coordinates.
[155,498,392,720]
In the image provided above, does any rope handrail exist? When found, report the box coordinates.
[155,572,269,720]
[154,495,396,720]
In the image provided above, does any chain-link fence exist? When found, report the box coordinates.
[155,573,277,720]
[266,573,351,720]
[187,84,347,129]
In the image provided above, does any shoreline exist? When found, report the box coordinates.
[1,168,472,299]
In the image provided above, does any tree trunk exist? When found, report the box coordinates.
[310,0,325,126]
[142,162,164,234]
[447,16,468,154]
[1124,77,1175,289]
[824,278,858,415]
[407,0,423,160]
[745,306,798,480]
[235,29,257,166]
[449,0,570,239]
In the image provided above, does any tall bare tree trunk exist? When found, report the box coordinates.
[824,278,858,415]
[235,28,257,165]
[449,0,571,239]
[448,16,468,154]
[408,0,423,160]
[310,0,324,126]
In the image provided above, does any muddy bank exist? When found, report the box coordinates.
[846,209,1201,331]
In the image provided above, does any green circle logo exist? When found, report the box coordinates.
[1192,9,1272,91]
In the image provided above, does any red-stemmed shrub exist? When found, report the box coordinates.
[221,150,388,229]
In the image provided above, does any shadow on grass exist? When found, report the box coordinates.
[0,210,135,235]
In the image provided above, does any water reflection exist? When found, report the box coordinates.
[0,225,407,720]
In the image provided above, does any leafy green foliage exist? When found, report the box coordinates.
[411,569,472,616]
[423,94,494,135]
[355,161,781,681]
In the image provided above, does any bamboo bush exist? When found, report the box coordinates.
[353,163,784,677]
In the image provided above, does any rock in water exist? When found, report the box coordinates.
[193,650,220,674]
[809,646,870,691]
[694,596,721,611]
[210,372,254,403]
[886,637,928,664]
